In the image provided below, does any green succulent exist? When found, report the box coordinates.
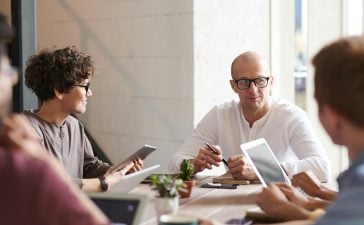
[150,174,184,198]
[177,159,195,181]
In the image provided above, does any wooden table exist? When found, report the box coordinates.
[130,176,263,224]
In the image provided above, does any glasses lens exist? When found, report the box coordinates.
[237,79,251,90]
[254,78,268,88]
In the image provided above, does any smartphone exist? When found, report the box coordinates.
[201,182,237,189]
[108,144,156,173]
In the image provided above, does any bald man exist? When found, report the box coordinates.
[168,51,330,182]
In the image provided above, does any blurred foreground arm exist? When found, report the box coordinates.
[1,114,109,224]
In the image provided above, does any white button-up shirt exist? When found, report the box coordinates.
[168,98,330,182]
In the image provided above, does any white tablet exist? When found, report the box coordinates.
[109,164,160,193]
[240,138,290,187]
[89,192,147,225]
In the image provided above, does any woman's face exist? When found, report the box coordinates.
[0,56,18,118]
[60,79,93,115]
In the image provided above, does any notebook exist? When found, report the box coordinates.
[89,192,147,225]
[212,172,250,185]
[240,138,290,187]
[109,164,160,193]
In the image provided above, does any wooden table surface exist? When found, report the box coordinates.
[130,176,263,224]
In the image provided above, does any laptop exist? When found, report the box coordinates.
[240,138,290,187]
[89,192,147,225]
[109,164,160,193]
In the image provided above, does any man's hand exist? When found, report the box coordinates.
[257,184,310,221]
[292,171,321,197]
[227,155,257,180]
[275,183,310,209]
[190,145,222,172]
[292,171,337,201]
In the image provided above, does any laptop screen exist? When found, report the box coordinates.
[89,193,146,225]
[91,198,139,225]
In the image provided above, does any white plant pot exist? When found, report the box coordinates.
[154,196,179,220]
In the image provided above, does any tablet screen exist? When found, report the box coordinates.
[241,138,290,186]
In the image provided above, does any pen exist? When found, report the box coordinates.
[204,141,229,167]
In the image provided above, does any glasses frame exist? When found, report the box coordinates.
[233,77,270,90]
[75,83,90,93]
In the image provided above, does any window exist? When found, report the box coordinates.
[294,0,307,110]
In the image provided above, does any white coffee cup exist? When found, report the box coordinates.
[159,214,199,225]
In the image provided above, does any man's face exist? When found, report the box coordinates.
[0,56,18,118]
[230,59,272,114]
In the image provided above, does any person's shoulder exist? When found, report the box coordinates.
[65,114,85,129]
[214,99,239,111]
[23,110,40,123]
[22,110,46,134]
[272,98,306,115]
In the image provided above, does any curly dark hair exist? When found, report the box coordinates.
[25,46,95,102]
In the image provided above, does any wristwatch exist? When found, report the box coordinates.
[98,175,108,192]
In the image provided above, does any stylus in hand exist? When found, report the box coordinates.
[204,142,229,167]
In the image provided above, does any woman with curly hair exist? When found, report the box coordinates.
[0,14,110,224]
[24,46,143,192]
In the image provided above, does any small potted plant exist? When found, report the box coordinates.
[177,159,196,198]
[150,175,184,218]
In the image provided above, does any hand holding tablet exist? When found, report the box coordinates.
[107,144,156,174]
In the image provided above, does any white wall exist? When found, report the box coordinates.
[36,0,194,172]
[35,0,347,177]
[306,0,348,182]
[36,0,271,173]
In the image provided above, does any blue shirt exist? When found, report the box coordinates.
[315,152,364,225]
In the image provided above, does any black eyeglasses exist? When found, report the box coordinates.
[75,83,90,93]
[233,77,270,90]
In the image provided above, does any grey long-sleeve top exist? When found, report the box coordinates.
[24,112,110,185]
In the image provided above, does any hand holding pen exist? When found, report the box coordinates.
[189,142,225,172]
[204,142,229,167]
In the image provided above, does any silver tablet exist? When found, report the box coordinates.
[108,144,156,173]
[240,138,290,187]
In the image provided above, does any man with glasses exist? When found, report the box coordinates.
[168,51,330,182]
[23,46,143,192]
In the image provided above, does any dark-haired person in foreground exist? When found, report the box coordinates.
[0,12,110,225]
[257,36,364,225]
[23,46,143,192]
